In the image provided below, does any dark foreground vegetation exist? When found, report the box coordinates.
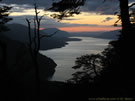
[0,0,135,101]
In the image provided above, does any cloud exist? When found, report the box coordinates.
[62,18,78,21]
[81,0,135,14]
[1,0,135,15]
[1,0,53,8]
[9,15,99,29]
[2,0,135,29]
[102,17,114,22]
[80,0,120,15]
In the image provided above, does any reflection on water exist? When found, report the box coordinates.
[40,37,110,81]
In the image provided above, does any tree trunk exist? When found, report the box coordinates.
[119,0,135,88]
[119,0,131,29]
[0,40,7,68]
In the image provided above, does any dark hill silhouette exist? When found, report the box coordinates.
[42,28,69,38]
[1,23,81,50]
[0,35,56,84]
[69,30,120,40]
[97,30,120,39]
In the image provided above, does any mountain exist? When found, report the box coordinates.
[1,23,40,43]
[70,30,120,40]
[0,35,56,85]
[1,23,81,50]
[42,28,69,38]
[97,30,120,39]
[69,31,104,37]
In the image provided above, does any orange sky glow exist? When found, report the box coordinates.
[40,26,121,32]
[58,26,121,32]
[39,13,121,32]
[11,9,121,32]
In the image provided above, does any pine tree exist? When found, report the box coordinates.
[0,0,12,67]
[0,0,12,32]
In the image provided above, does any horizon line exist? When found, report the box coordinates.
[40,26,121,33]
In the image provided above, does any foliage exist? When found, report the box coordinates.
[48,0,86,20]
[114,2,135,26]
[0,1,12,32]
[129,8,135,24]
[49,0,134,28]
[0,0,12,68]
[67,54,107,84]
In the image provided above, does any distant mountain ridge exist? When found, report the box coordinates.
[1,23,119,51]
[70,30,120,40]
[1,23,81,50]
[97,30,120,39]
[42,28,69,38]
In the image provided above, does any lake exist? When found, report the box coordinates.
[40,37,110,82]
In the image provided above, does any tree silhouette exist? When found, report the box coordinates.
[25,3,48,98]
[119,0,131,29]
[0,1,12,100]
[49,0,134,31]
[0,0,12,68]
[49,0,135,96]
[26,3,58,99]
[48,0,86,20]
[0,1,12,32]
[67,54,106,84]
[130,8,135,24]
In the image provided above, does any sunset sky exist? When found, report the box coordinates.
[1,0,134,32]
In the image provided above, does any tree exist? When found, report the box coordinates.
[67,54,106,84]
[26,3,58,98]
[130,8,135,24]
[49,0,135,91]
[49,0,86,20]
[49,0,134,31]
[0,1,12,99]
[0,2,12,32]
[0,0,12,68]
[119,0,131,29]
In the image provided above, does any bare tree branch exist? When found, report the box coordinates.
[129,3,135,8]
[26,18,32,48]
[39,14,46,22]
[34,17,37,51]
[40,30,59,39]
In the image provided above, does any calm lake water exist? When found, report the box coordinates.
[40,37,110,82]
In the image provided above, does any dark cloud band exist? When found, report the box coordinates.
[1,0,135,14]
